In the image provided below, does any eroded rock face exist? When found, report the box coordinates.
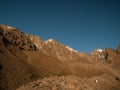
[33,36,43,49]
[0,25,37,51]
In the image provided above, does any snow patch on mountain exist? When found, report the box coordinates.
[95,48,103,52]
[66,46,78,53]
[45,39,54,44]
[7,26,13,29]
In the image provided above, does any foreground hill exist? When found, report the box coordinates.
[0,24,120,90]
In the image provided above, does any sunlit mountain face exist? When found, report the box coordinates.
[0,25,120,90]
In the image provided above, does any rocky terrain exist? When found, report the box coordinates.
[0,24,120,90]
[17,75,120,90]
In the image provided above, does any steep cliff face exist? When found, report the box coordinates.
[0,25,37,51]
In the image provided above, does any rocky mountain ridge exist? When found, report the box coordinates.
[0,24,120,62]
[0,25,81,61]
[0,25,37,51]
[0,24,120,90]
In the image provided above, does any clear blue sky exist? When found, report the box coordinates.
[0,0,120,52]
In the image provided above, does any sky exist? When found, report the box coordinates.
[0,0,120,52]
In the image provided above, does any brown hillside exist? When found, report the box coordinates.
[0,25,120,90]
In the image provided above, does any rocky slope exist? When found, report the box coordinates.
[0,24,120,90]
[0,25,37,51]
[0,25,41,90]
[17,75,120,90]
[1,24,119,62]
[0,25,70,90]
[0,25,84,62]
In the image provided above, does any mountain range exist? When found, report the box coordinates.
[0,24,120,90]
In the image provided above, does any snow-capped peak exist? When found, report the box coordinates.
[7,26,13,29]
[66,46,78,52]
[45,39,54,44]
[48,39,53,42]
[95,48,103,53]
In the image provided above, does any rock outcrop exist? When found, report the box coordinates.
[104,48,118,60]
[0,25,37,51]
